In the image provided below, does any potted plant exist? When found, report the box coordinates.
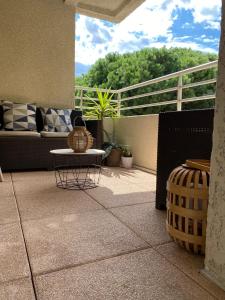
[84,88,122,166]
[102,142,122,167]
[121,146,133,169]
[84,87,118,143]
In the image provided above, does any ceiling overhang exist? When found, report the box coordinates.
[64,0,145,22]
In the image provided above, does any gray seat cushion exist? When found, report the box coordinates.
[0,130,40,137]
[40,131,69,138]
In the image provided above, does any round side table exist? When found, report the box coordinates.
[50,149,105,190]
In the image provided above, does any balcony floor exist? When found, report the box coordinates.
[0,168,225,299]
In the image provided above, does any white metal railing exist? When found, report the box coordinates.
[74,60,218,116]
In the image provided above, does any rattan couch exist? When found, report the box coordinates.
[0,107,102,171]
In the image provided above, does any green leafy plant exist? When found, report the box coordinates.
[84,87,119,144]
[84,88,118,120]
[122,146,132,157]
[102,142,122,159]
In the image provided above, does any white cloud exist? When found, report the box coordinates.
[150,40,218,54]
[75,0,221,66]
[177,0,221,29]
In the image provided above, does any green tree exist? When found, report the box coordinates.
[75,47,218,115]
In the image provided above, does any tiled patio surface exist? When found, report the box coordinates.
[1,168,225,300]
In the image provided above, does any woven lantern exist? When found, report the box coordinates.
[166,160,210,255]
[67,126,93,153]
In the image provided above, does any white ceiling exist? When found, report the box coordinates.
[64,0,145,22]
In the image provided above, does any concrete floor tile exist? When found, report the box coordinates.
[0,223,30,283]
[86,184,155,208]
[17,190,103,221]
[1,181,14,197]
[23,210,147,275]
[1,169,221,299]
[0,197,19,225]
[35,248,214,300]
[12,171,55,181]
[156,242,225,299]
[101,168,156,190]
[102,167,156,184]
[110,202,172,246]
[13,178,60,196]
[0,278,35,300]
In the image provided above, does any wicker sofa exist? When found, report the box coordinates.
[0,106,102,171]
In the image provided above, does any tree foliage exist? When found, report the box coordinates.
[75,47,218,115]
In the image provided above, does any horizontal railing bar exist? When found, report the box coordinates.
[120,94,216,111]
[76,79,217,102]
[75,96,118,103]
[120,86,178,102]
[74,96,99,101]
[75,106,93,110]
[76,98,118,103]
[117,60,218,93]
[77,95,216,111]
[181,94,216,103]
[182,79,217,89]
[120,100,178,110]
[75,85,118,93]
[74,60,218,114]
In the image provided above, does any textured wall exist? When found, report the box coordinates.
[104,115,159,172]
[0,0,74,108]
[204,0,225,290]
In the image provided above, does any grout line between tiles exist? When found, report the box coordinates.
[108,209,154,247]
[84,189,219,298]
[83,190,107,210]
[9,171,217,298]
[34,246,151,278]
[10,173,38,300]
[150,245,220,300]
[84,191,155,211]
[105,200,155,209]
[84,190,155,247]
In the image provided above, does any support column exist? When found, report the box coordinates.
[204,1,225,290]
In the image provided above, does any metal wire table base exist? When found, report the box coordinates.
[50,149,105,191]
[55,165,102,190]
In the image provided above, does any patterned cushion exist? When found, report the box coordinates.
[56,109,73,132]
[40,107,73,132]
[3,102,37,131]
[40,107,58,132]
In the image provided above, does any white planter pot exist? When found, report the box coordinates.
[121,156,133,169]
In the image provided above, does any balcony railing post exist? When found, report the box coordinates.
[177,75,183,111]
[117,92,121,117]
[80,89,83,112]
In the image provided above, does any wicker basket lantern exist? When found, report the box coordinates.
[166,160,210,255]
[67,126,93,153]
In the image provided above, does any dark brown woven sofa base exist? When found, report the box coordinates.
[156,108,214,210]
[0,107,102,171]
[0,136,100,171]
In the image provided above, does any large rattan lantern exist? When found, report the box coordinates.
[166,160,210,255]
[67,126,93,153]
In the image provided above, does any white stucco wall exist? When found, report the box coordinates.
[104,115,159,172]
[204,1,225,290]
[0,0,74,108]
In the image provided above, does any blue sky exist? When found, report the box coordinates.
[75,0,221,76]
